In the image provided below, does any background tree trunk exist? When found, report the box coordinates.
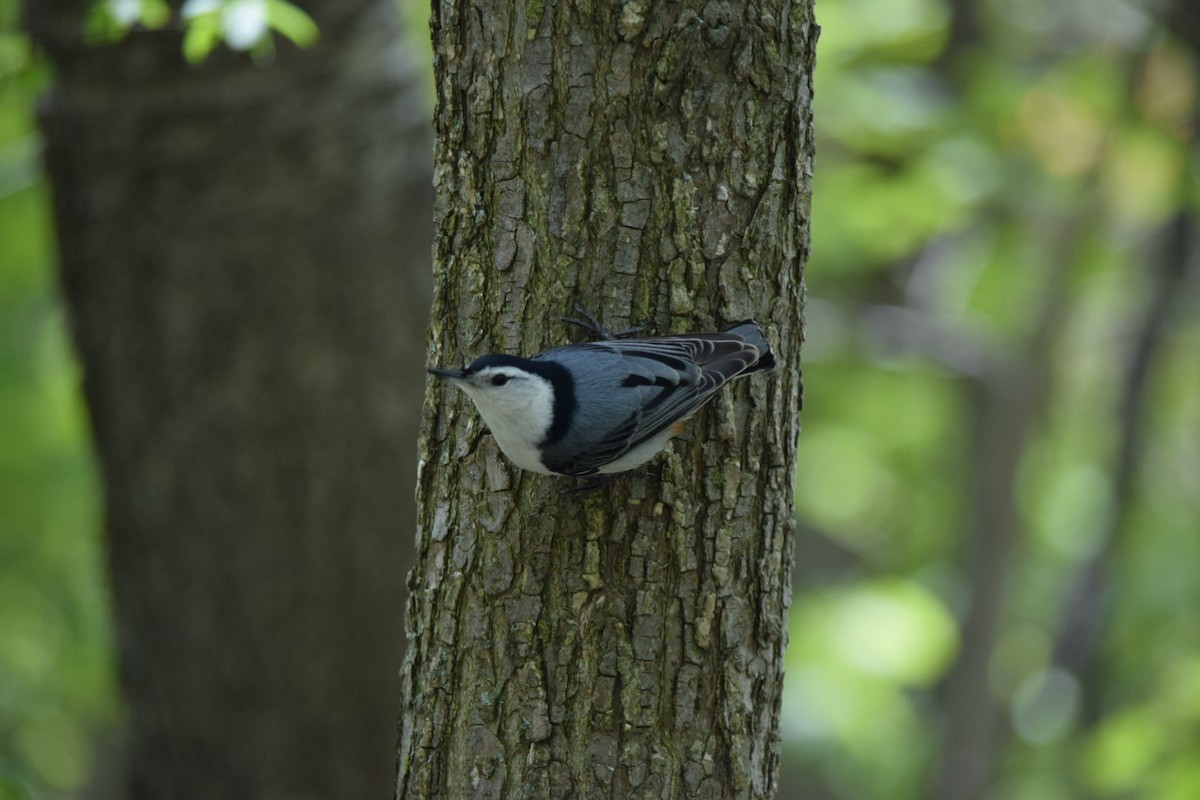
[397,2,814,798]
[24,2,433,797]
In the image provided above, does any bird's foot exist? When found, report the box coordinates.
[557,469,658,497]
[558,475,618,496]
[558,302,644,341]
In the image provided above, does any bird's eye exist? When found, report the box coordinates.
[491,374,509,387]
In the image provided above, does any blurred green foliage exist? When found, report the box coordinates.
[0,2,115,797]
[86,0,320,63]
[1,0,1198,798]
[786,0,1200,798]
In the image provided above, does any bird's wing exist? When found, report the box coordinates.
[540,334,762,475]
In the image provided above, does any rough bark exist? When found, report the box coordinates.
[397,2,814,799]
[24,2,433,798]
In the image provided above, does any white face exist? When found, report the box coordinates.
[452,366,555,474]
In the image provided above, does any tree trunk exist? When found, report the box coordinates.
[397,2,814,798]
[24,2,433,798]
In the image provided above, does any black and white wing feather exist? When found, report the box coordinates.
[536,328,769,475]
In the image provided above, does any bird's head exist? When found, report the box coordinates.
[427,355,555,440]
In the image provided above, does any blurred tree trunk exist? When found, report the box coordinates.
[396,2,814,799]
[932,184,1081,800]
[24,2,432,798]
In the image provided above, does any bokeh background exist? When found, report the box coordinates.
[2,0,1198,797]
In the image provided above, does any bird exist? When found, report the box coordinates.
[426,308,774,481]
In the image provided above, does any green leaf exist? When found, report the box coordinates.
[82,3,129,44]
[138,0,172,29]
[267,0,319,48]
[182,17,222,63]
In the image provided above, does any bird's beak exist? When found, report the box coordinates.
[427,366,466,381]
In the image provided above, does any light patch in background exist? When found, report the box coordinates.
[827,582,959,682]
[784,581,959,716]
[782,580,958,797]
[105,0,144,26]
[1010,667,1080,745]
[221,0,269,50]
[1029,461,1113,561]
[795,425,893,529]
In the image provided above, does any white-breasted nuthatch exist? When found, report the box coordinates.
[427,309,775,479]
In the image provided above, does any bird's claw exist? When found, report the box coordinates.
[558,302,645,341]
[558,476,614,496]
[557,468,658,497]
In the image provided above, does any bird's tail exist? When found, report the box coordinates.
[725,320,776,373]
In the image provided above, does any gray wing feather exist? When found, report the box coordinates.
[538,332,764,475]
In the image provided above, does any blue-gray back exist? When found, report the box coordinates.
[532,323,772,475]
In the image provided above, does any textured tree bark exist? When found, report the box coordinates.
[397,2,815,798]
[25,2,433,798]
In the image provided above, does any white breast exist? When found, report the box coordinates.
[459,375,556,475]
[484,414,553,474]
